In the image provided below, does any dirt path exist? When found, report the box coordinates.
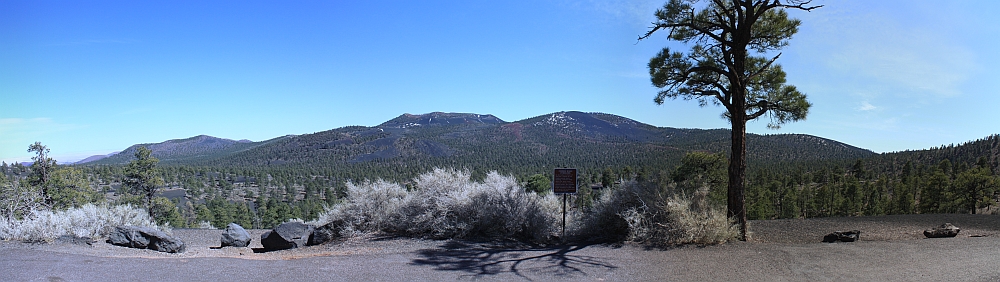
[2,214,999,281]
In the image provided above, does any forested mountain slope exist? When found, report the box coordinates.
[82,112,871,179]
[87,135,287,165]
[866,134,1000,176]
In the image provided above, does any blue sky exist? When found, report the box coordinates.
[2,0,998,163]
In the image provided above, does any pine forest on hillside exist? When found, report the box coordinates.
[2,112,998,230]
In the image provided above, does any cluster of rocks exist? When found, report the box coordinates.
[820,223,963,243]
[924,223,960,238]
[214,219,344,251]
[822,230,861,243]
[104,220,345,253]
[258,219,344,252]
[106,226,186,253]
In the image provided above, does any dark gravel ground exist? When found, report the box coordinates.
[748,213,1000,243]
[2,214,1000,281]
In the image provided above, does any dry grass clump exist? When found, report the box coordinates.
[313,168,559,242]
[0,204,167,242]
[577,180,737,245]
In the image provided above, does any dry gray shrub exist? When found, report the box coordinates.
[450,171,559,242]
[314,168,559,242]
[0,182,45,222]
[392,168,474,238]
[573,179,656,241]
[311,178,409,236]
[578,180,737,245]
[0,204,168,242]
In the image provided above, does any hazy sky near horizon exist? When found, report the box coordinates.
[2,0,999,163]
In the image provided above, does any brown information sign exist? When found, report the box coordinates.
[553,168,578,194]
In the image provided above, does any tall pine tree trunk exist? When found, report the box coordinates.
[728,117,749,241]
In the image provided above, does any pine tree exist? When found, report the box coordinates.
[123,147,164,218]
[639,0,820,240]
[27,142,57,206]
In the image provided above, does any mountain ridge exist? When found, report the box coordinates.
[73,151,121,165]
[88,135,288,165]
[80,111,877,175]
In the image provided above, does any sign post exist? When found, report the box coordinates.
[552,168,578,241]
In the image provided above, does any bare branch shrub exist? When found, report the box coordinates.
[574,179,657,241]
[578,180,737,245]
[0,182,45,221]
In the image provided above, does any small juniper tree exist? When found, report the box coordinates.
[123,147,164,219]
[27,142,57,206]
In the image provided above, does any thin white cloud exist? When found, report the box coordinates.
[817,11,976,99]
[858,101,876,111]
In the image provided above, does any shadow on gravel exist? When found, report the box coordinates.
[410,241,617,279]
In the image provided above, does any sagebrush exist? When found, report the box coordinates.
[313,168,560,242]
[0,204,167,242]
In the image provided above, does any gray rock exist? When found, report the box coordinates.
[822,230,861,243]
[56,235,95,245]
[107,226,152,248]
[221,223,252,247]
[308,219,345,246]
[151,236,186,253]
[261,222,315,251]
[106,226,185,253]
[924,223,960,238]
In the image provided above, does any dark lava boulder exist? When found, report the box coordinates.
[822,233,839,243]
[107,226,185,253]
[221,223,252,247]
[261,222,315,251]
[924,223,960,238]
[838,230,861,242]
[308,219,345,246]
[822,230,861,243]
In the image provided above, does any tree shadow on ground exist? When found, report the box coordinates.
[410,240,618,280]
